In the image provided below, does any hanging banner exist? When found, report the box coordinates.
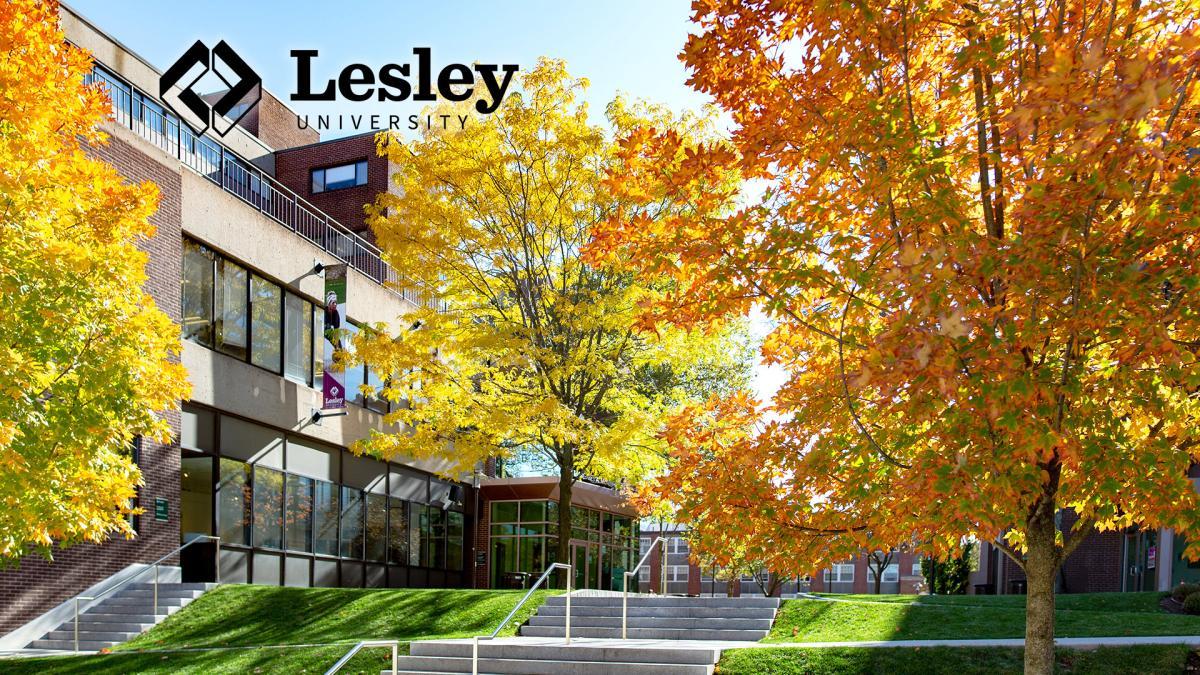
[322,264,348,410]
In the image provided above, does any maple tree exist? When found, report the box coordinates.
[352,59,750,571]
[0,0,190,562]
[591,0,1200,671]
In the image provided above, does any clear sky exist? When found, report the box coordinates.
[66,0,787,407]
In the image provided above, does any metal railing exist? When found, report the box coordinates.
[622,537,669,639]
[71,535,220,652]
[323,639,399,675]
[82,65,444,312]
[471,562,572,675]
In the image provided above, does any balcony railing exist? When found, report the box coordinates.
[84,65,442,312]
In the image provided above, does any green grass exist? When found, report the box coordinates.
[767,591,1200,642]
[717,645,1193,675]
[0,585,558,674]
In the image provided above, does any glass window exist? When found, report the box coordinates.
[285,474,313,552]
[408,504,421,566]
[491,502,518,523]
[521,501,546,522]
[311,160,368,193]
[313,309,325,394]
[343,323,365,405]
[250,275,282,372]
[365,494,387,562]
[253,466,284,549]
[181,240,214,347]
[448,511,464,571]
[388,500,409,564]
[313,480,339,556]
[284,294,313,385]
[420,505,447,568]
[491,537,517,588]
[340,487,364,558]
[364,366,388,414]
[214,258,248,360]
[217,459,250,546]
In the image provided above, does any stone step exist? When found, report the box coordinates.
[519,625,767,641]
[410,640,720,665]
[543,596,779,609]
[59,620,158,632]
[528,615,774,630]
[43,629,142,642]
[91,597,192,609]
[388,655,712,675]
[536,605,774,619]
[124,582,216,592]
[66,611,170,623]
[27,638,117,651]
[111,588,207,599]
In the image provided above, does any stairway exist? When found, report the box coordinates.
[383,594,780,674]
[520,595,779,640]
[27,582,216,651]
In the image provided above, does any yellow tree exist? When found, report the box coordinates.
[352,59,749,570]
[0,0,190,562]
[592,1,1200,671]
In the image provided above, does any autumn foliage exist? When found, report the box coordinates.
[590,1,1200,671]
[0,0,189,561]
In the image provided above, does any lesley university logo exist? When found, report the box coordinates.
[160,40,261,137]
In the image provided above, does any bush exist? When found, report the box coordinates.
[1182,592,1200,615]
[1171,582,1200,602]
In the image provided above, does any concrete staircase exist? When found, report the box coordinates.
[27,582,215,651]
[520,595,780,640]
[382,595,780,674]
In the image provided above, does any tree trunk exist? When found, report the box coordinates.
[873,570,882,595]
[557,461,573,589]
[1024,506,1058,675]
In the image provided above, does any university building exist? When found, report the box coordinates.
[0,4,635,649]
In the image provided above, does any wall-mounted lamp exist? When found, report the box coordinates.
[311,260,326,277]
[310,408,347,426]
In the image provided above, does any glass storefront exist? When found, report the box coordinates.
[488,499,638,590]
[181,405,469,588]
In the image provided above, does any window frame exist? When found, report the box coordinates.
[311,160,369,194]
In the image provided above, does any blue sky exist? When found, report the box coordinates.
[67,0,787,406]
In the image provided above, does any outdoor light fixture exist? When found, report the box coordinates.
[309,408,347,426]
[311,260,326,276]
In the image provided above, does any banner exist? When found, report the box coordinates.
[322,264,348,410]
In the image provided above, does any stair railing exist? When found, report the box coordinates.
[621,536,668,639]
[323,639,400,675]
[471,561,573,675]
[69,535,220,652]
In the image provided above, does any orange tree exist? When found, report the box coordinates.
[0,0,189,562]
[589,1,1200,672]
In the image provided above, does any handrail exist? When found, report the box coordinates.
[323,639,399,675]
[72,535,220,652]
[471,562,572,675]
[621,536,669,639]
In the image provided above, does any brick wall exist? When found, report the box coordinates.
[273,132,388,236]
[1001,519,1125,594]
[0,131,183,637]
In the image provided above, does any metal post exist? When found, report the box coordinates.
[565,564,572,645]
[73,597,79,653]
[215,537,222,584]
[472,635,479,675]
[390,642,398,675]
[660,540,667,596]
[622,571,629,639]
[153,564,159,614]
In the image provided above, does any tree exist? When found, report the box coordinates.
[0,0,190,562]
[353,59,749,573]
[591,2,1200,672]
[921,541,974,595]
[866,549,897,596]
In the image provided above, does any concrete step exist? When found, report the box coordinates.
[519,625,767,641]
[44,629,141,642]
[66,611,170,623]
[60,620,158,632]
[536,605,774,619]
[124,582,216,592]
[410,641,720,665]
[111,588,207,600]
[389,655,712,675]
[27,638,117,651]
[528,615,774,630]
[94,595,193,606]
[544,596,779,609]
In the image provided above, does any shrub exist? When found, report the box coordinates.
[1182,592,1200,615]
[1171,582,1200,602]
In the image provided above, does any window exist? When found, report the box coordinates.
[182,241,214,347]
[312,160,368,193]
[313,480,339,556]
[912,557,923,577]
[285,474,314,552]
[250,275,282,372]
[253,466,284,549]
[284,293,313,385]
[388,500,409,564]
[340,487,365,558]
[421,505,447,568]
[342,323,365,404]
[869,563,900,583]
[669,565,689,582]
[217,459,251,546]
[824,563,855,583]
[448,511,464,571]
[214,258,248,359]
[365,494,388,562]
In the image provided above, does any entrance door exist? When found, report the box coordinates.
[179,454,216,581]
[570,540,600,590]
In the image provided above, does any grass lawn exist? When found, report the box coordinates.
[0,585,558,674]
[718,645,1193,675]
[766,591,1200,642]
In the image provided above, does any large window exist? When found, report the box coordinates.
[487,500,636,589]
[388,500,409,564]
[253,466,284,549]
[312,160,367,193]
[182,240,214,347]
[313,480,339,556]
[214,258,248,360]
[285,474,314,552]
[340,487,365,559]
[824,564,855,583]
[250,274,282,372]
[217,459,251,545]
[284,294,313,384]
[365,494,387,562]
